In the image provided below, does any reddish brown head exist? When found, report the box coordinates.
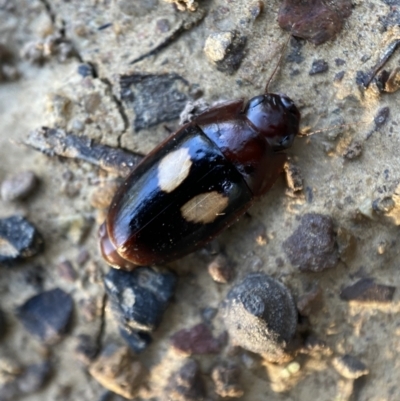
[244,94,300,151]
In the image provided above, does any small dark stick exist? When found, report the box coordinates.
[364,38,400,88]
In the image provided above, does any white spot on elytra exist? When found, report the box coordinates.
[158,147,192,193]
[181,191,229,224]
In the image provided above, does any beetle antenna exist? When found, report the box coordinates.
[265,33,292,93]
[299,121,369,137]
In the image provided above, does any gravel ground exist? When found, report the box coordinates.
[1,0,400,400]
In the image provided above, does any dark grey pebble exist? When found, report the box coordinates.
[104,266,177,332]
[335,58,346,66]
[74,334,99,366]
[16,288,73,343]
[164,359,207,401]
[119,326,152,354]
[334,70,345,82]
[77,63,95,77]
[340,278,395,303]
[374,106,390,128]
[0,216,44,266]
[222,273,297,362]
[309,59,329,75]
[120,72,191,132]
[355,70,369,87]
[343,140,362,160]
[332,354,369,379]
[283,213,339,272]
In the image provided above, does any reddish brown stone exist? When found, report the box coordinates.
[283,213,339,272]
[278,0,352,45]
[171,323,221,355]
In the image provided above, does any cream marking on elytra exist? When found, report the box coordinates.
[158,147,192,193]
[181,191,229,224]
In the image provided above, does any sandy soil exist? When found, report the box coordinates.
[1,0,400,400]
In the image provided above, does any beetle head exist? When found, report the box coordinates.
[244,94,300,151]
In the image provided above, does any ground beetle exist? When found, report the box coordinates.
[100,52,301,270]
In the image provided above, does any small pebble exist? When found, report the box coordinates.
[211,362,244,398]
[300,335,330,355]
[335,58,346,66]
[204,30,247,74]
[281,361,301,378]
[297,285,322,316]
[57,259,77,282]
[283,213,339,272]
[309,59,329,75]
[0,171,37,202]
[16,288,73,343]
[343,141,362,160]
[334,70,345,82]
[156,18,170,33]
[332,354,369,379]
[374,107,390,128]
[278,0,352,45]
[0,216,44,266]
[340,278,395,304]
[0,362,51,401]
[104,267,177,332]
[372,196,395,214]
[77,63,95,77]
[222,273,297,362]
[120,73,190,132]
[164,359,206,401]
[247,1,263,20]
[79,297,101,322]
[171,323,221,355]
[89,344,145,399]
[355,70,368,87]
[119,326,152,354]
[74,334,98,366]
[207,255,233,283]
[284,161,303,194]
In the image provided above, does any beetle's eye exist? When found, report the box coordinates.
[280,97,297,114]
